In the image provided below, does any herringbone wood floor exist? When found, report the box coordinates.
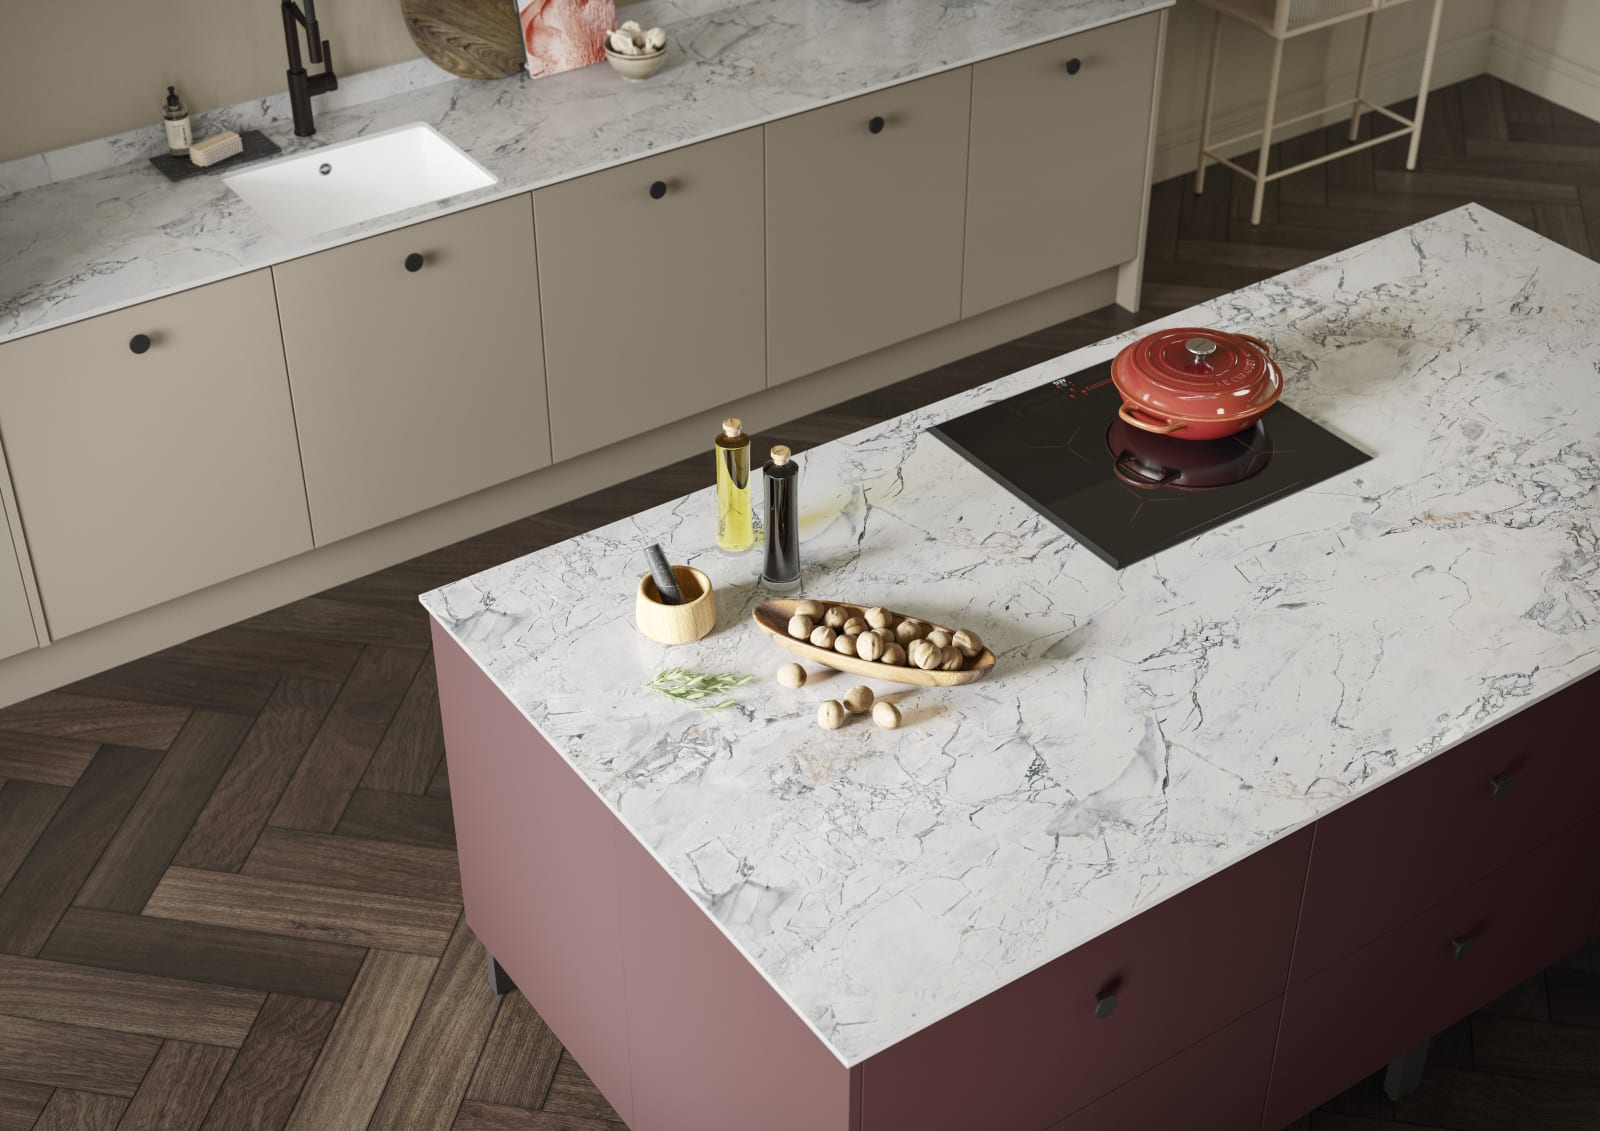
[0,75,1597,1131]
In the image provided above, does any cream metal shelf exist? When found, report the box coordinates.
[1194,0,1444,224]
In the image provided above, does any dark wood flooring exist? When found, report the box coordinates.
[1,75,1597,1130]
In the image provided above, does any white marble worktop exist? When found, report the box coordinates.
[0,0,1168,346]
[423,206,1600,1065]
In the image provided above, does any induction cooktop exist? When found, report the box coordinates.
[930,360,1371,570]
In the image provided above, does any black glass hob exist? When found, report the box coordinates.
[930,360,1371,570]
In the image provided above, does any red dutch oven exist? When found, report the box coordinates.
[1110,327,1283,441]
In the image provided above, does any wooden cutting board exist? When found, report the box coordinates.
[401,0,525,81]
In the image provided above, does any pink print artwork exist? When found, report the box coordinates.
[518,0,614,78]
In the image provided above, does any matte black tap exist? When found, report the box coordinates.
[282,0,337,137]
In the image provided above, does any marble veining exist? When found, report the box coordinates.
[0,0,1168,345]
[422,206,1600,1066]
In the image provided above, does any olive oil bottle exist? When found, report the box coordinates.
[715,418,754,553]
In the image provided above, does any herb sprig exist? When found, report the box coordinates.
[645,668,753,711]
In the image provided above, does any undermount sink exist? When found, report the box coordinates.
[224,123,498,241]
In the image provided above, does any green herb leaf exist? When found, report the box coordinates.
[645,668,752,708]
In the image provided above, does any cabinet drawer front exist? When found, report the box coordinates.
[537,128,765,463]
[1265,816,1599,1129]
[1292,672,1597,982]
[766,67,970,385]
[861,828,1312,1131]
[964,13,1159,318]
[274,194,550,545]
[1044,998,1281,1131]
[0,270,312,637]
[0,517,37,661]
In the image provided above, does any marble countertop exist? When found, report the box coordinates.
[0,0,1169,346]
[422,205,1600,1066]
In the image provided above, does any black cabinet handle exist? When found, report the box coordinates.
[1490,775,1513,801]
[128,333,151,355]
[1065,57,1082,75]
[649,180,668,199]
[1452,936,1474,961]
[868,115,886,134]
[1093,992,1118,1020]
[404,253,425,273]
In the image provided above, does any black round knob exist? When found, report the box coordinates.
[1093,992,1118,1020]
[868,115,886,134]
[649,180,668,200]
[128,334,151,355]
[1065,57,1082,75]
[1490,775,1512,801]
[1452,937,1474,961]
[404,253,425,273]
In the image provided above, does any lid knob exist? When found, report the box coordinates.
[1185,337,1218,363]
[770,445,791,466]
[722,417,742,437]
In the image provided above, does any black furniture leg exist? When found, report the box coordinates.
[1382,1037,1430,1101]
[486,948,516,996]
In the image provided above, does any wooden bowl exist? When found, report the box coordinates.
[637,567,716,644]
[752,599,996,687]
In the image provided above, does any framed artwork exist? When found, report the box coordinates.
[517,0,615,78]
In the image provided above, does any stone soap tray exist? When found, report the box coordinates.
[149,131,282,182]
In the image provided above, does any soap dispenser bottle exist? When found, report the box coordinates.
[163,86,192,156]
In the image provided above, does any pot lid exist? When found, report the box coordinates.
[1111,327,1282,421]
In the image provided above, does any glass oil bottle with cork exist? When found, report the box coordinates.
[715,418,754,554]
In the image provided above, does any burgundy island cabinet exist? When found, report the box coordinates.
[424,206,1600,1131]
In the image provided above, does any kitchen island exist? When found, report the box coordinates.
[422,204,1600,1130]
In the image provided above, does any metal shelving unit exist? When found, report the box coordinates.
[1194,0,1444,224]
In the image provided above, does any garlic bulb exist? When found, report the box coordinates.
[620,20,642,33]
[644,27,667,51]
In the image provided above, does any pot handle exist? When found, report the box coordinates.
[1236,332,1274,357]
[1118,402,1186,434]
[1113,451,1180,488]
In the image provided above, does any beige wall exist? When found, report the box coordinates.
[1490,0,1600,121]
[0,0,421,162]
[1154,0,1496,180]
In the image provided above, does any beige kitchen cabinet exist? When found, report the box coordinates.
[0,270,312,639]
[535,128,766,463]
[273,194,551,544]
[962,13,1161,318]
[0,519,36,662]
[765,67,972,386]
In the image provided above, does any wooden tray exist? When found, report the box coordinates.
[752,599,996,687]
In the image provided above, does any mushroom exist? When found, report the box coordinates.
[810,625,837,649]
[776,663,806,688]
[788,614,815,640]
[872,700,902,729]
[953,629,984,658]
[865,606,894,630]
[842,617,868,637]
[833,632,857,657]
[881,643,907,666]
[843,685,875,714]
[817,701,846,730]
[855,632,885,662]
[824,606,848,630]
[909,639,942,670]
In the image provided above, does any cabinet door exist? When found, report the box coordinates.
[0,271,312,639]
[766,67,971,385]
[0,516,37,662]
[274,194,550,545]
[1265,817,1599,1129]
[1291,671,1597,983]
[536,129,765,463]
[861,827,1313,1131]
[963,13,1160,318]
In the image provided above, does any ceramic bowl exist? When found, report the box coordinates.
[604,45,667,81]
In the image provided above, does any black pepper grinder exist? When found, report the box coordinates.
[762,445,800,588]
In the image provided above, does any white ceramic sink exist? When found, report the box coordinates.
[225,123,498,241]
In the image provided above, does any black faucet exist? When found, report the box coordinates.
[282,0,337,137]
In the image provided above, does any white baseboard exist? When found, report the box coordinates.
[1488,29,1600,126]
[1152,28,1493,184]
